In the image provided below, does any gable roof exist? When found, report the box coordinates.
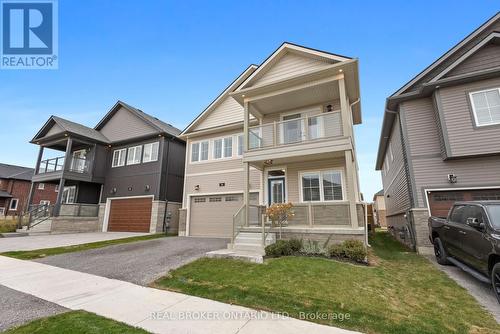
[31,116,110,144]
[95,101,181,138]
[392,12,500,97]
[236,42,351,91]
[0,163,34,181]
[376,12,500,170]
[373,189,384,201]
[180,65,258,136]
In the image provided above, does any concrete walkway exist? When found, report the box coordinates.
[0,232,148,252]
[0,256,359,334]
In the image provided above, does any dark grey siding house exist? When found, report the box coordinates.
[376,13,500,253]
[30,101,185,234]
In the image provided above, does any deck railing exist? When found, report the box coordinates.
[248,112,343,150]
[37,156,90,174]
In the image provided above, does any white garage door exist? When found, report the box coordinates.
[189,193,259,237]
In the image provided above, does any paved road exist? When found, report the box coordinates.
[427,256,500,323]
[0,232,147,252]
[0,285,68,331]
[35,236,228,285]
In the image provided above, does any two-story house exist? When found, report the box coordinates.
[29,101,185,234]
[0,163,58,217]
[376,13,500,252]
[179,43,366,247]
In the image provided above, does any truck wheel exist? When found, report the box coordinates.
[433,237,450,265]
[491,263,500,304]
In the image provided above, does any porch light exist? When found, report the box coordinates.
[242,94,245,97]
[194,185,200,191]
[264,159,273,166]
[339,69,343,73]
[145,185,151,191]
[110,188,117,194]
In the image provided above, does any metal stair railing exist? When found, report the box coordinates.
[27,204,54,230]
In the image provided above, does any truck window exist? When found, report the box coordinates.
[486,205,500,229]
[449,205,466,224]
[466,205,485,224]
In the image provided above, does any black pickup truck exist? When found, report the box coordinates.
[429,201,500,302]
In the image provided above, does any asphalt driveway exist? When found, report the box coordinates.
[427,255,500,323]
[0,232,148,252]
[34,236,228,285]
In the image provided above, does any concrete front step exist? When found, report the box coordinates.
[232,243,265,255]
[233,237,274,246]
[205,249,264,264]
[27,219,52,234]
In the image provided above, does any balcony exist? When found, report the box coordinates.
[38,156,90,174]
[244,112,351,167]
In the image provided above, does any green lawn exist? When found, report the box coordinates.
[4,310,149,334]
[154,231,500,334]
[1,233,169,260]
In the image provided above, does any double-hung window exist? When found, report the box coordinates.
[469,88,500,127]
[191,141,209,162]
[213,137,232,159]
[38,183,45,190]
[127,145,142,165]
[143,142,159,163]
[112,148,127,167]
[301,170,343,202]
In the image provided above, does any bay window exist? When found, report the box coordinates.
[301,170,343,202]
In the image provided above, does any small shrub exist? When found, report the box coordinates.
[288,238,302,252]
[0,221,17,233]
[328,239,367,263]
[300,240,327,256]
[265,240,293,257]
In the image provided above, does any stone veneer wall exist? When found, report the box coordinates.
[165,202,181,234]
[178,208,187,236]
[150,201,166,233]
[98,203,106,231]
[411,209,432,254]
[50,217,100,233]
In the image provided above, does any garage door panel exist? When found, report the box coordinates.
[108,197,152,232]
[190,194,243,237]
[428,189,500,218]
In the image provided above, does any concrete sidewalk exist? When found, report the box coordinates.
[0,232,148,252]
[0,256,359,334]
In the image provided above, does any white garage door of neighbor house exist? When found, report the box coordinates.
[189,193,259,237]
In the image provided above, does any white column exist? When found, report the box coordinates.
[243,101,250,226]
[344,150,358,228]
[338,76,351,138]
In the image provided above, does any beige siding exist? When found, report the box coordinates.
[183,170,261,205]
[439,77,500,157]
[402,98,441,156]
[412,155,500,207]
[193,96,245,131]
[446,43,500,77]
[380,117,411,215]
[252,52,334,87]
[45,123,64,137]
[283,158,347,203]
[99,107,157,142]
[260,100,341,125]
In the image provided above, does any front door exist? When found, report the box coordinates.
[61,186,76,204]
[268,177,285,205]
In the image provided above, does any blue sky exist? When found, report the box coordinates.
[0,1,498,200]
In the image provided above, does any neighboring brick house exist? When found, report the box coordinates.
[376,13,500,252]
[0,163,58,217]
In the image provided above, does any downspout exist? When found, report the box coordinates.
[162,137,171,233]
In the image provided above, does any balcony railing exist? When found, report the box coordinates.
[248,112,343,151]
[38,156,90,174]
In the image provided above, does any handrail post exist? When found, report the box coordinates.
[261,206,265,247]
[273,122,277,147]
[304,116,309,142]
